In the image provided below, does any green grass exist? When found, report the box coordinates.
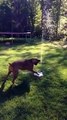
[0,41,67,120]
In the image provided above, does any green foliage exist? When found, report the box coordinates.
[59,0,67,35]
[0,41,67,120]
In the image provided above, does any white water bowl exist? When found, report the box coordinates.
[34,72,43,77]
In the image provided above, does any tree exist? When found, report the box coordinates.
[10,0,30,32]
[0,1,12,32]
[27,0,42,36]
[52,0,62,37]
[41,0,53,40]
[41,0,62,40]
[59,0,67,37]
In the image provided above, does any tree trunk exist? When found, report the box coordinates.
[55,0,61,37]
[41,0,61,40]
[42,0,53,40]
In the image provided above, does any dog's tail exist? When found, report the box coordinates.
[9,63,12,66]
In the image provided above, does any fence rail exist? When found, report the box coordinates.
[0,32,31,35]
[0,32,31,44]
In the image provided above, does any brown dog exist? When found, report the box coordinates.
[3,58,40,85]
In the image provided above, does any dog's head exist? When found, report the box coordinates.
[32,58,40,65]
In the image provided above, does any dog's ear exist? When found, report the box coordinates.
[32,59,36,64]
[32,59,40,65]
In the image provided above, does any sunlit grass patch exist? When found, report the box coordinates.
[57,66,67,80]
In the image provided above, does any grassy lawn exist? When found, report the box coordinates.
[0,41,67,120]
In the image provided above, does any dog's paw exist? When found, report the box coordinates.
[34,72,43,77]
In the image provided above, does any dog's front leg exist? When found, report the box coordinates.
[12,70,18,85]
[31,70,39,75]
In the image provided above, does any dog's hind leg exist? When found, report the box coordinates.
[1,71,11,91]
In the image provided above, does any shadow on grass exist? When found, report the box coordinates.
[0,79,30,103]
[0,38,41,49]
[0,72,39,103]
